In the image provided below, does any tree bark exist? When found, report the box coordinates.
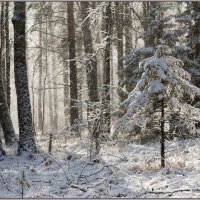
[0,136,6,158]
[115,2,126,103]
[37,7,43,132]
[0,73,16,145]
[0,2,16,146]
[80,2,100,154]
[67,2,79,127]
[102,2,112,134]
[142,2,156,47]
[160,97,165,168]
[124,2,132,55]
[12,2,37,154]
[5,2,10,109]
[63,40,70,127]
[52,44,58,131]
[0,3,5,91]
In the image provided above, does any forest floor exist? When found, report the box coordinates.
[0,133,200,198]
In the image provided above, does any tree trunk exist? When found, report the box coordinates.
[52,51,58,131]
[160,97,165,168]
[102,2,112,134]
[142,2,156,47]
[49,16,58,131]
[80,2,100,154]
[12,2,37,154]
[44,9,54,132]
[5,2,10,109]
[61,3,70,128]
[0,73,16,145]
[37,8,43,132]
[0,3,5,91]
[0,136,6,158]
[0,2,16,146]
[67,2,79,127]
[124,2,132,55]
[63,42,70,127]
[115,2,126,103]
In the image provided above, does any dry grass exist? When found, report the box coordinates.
[128,157,188,173]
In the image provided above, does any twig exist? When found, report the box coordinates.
[70,184,87,192]
[107,153,128,162]
[135,188,200,198]
[77,162,95,185]
[85,165,115,178]
[42,153,70,184]
[87,171,119,189]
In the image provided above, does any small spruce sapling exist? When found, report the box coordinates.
[112,45,200,168]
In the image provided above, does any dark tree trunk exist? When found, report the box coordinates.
[0,136,6,158]
[102,2,112,134]
[124,2,132,55]
[0,2,16,146]
[160,97,165,168]
[5,2,11,110]
[0,74,16,145]
[80,2,99,103]
[67,2,79,127]
[12,2,37,154]
[0,3,5,91]
[124,2,133,94]
[115,2,126,103]
[80,2,100,154]
[142,2,156,47]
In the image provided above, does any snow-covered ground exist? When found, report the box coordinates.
[0,134,200,198]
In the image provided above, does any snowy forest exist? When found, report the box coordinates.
[1,1,200,198]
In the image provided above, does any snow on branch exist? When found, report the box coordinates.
[111,45,200,139]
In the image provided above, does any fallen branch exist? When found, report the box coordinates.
[70,184,87,192]
[135,188,200,198]
[86,165,115,178]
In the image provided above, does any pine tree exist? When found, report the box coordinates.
[112,45,200,166]
[123,2,177,93]
[177,2,200,88]
[12,2,37,154]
